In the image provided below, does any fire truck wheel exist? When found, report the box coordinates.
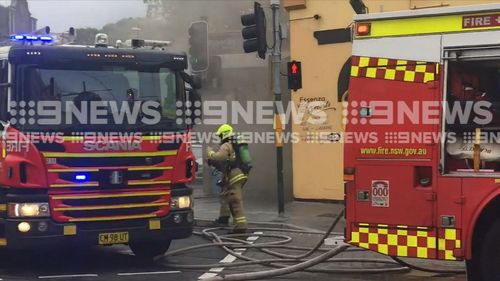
[129,239,172,258]
[479,219,500,281]
[466,259,481,281]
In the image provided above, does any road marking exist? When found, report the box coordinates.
[197,231,262,280]
[38,274,98,279]
[209,268,224,273]
[199,272,218,279]
[220,254,237,263]
[247,236,259,241]
[117,271,181,276]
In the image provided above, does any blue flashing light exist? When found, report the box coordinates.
[39,35,53,42]
[10,34,24,41]
[9,34,54,44]
[75,174,88,182]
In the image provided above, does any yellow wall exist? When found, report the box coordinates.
[287,0,500,200]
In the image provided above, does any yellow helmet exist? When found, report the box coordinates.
[216,124,234,140]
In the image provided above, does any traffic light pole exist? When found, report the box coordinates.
[271,0,285,217]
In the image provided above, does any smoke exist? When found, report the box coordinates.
[138,0,256,51]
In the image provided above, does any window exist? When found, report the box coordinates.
[15,64,184,132]
[443,56,500,175]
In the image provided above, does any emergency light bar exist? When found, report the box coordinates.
[124,39,172,49]
[10,34,54,44]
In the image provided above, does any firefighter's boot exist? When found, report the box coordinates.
[212,193,231,227]
[212,216,230,227]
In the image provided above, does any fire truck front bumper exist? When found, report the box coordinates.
[0,209,193,249]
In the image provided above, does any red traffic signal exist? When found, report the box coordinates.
[288,61,302,91]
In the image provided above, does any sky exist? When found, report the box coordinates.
[0,0,147,32]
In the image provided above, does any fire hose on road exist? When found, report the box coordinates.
[159,209,466,280]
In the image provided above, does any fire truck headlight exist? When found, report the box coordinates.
[171,196,192,209]
[8,203,50,218]
[17,222,31,233]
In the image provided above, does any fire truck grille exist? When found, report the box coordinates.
[62,195,162,206]
[49,191,171,222]
[59,171,164,183]
[65,207,159,218]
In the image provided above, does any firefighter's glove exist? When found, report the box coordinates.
[207,147,215,158]
[206,147,215,166]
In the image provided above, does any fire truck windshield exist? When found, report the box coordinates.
[11,64,186,133]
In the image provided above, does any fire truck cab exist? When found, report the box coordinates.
[0,34,199,258]
[345,4,500,280]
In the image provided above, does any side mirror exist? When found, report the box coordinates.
[180,72,202,90]
[187,88,202,126]
[126,88,138,102]
[191,74,202,90]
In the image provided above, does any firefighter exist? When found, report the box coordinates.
[207,124,248,233]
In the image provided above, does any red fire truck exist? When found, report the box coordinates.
[344,4,500,281]
[0,34,198,257]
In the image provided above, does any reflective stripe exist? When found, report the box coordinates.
[351,56,439,84]
[50,182,99,188]
[356,12,500,39]
[235,217,247,223]
[350,223,461,261]
[127,166,173,171]
[68,213,157,222]
[62,136,84,142]
[229,174,247,185]
[51,191,170,200]
[48,168,99,173]
[128,180,171,186]
[54,202,169,211]
[62,136,178,142]
[42,150,177,158]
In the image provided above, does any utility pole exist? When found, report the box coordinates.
[271,0,285,217]
[240,0,284,216]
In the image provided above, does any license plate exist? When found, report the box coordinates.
[98,232,129,245]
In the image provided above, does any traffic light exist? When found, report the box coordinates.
[287,61,302,91]
[241,2,267,60]
[188,21,209,72]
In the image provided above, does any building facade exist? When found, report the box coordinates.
[285,0,500,200]
[0,0,37,42]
